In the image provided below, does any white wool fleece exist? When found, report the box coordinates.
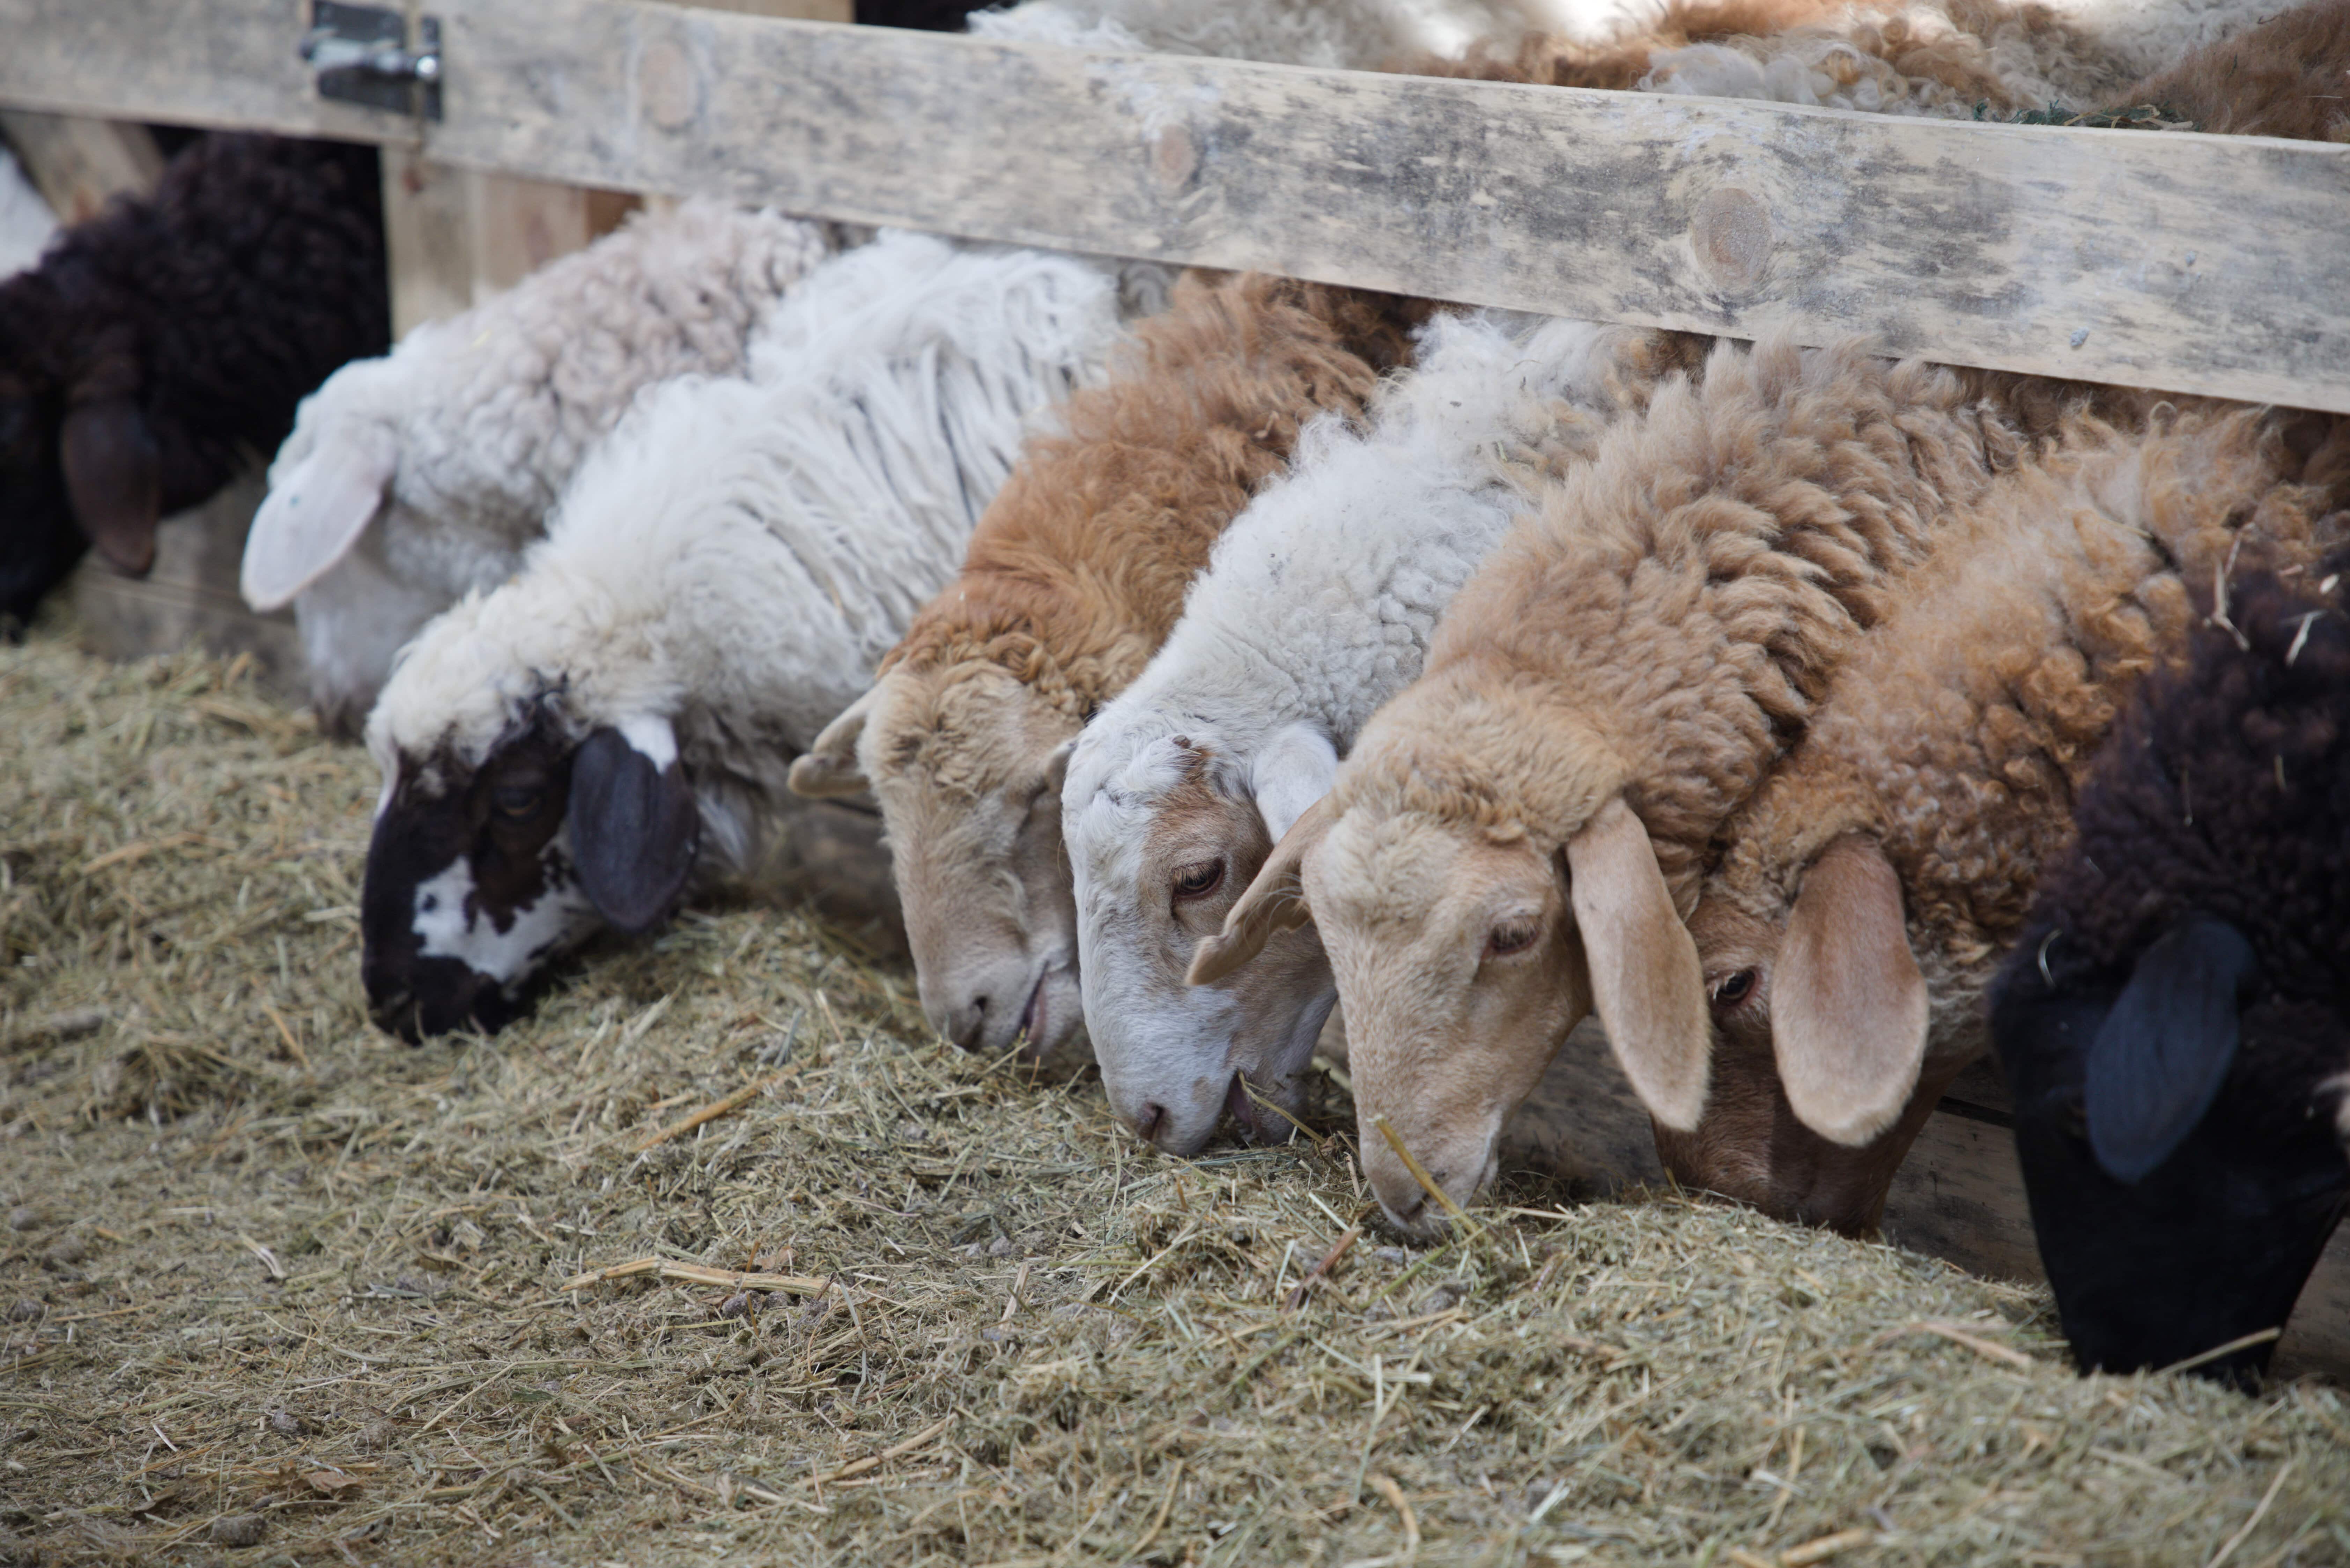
[971,0,1629,67]
[268,200,839,728]
[370,230,1131,884]
[1063,310,1672,1145]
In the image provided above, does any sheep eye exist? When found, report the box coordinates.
[1487,922,1539,958]
[1709,970,1757,1008]
[1172,860,1224,899]
[491,785,543,821]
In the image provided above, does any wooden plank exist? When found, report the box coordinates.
[1,2,2346,411]
[0,110,162,221]
[381,152,637,335]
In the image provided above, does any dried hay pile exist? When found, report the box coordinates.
[3,621,2346,1568]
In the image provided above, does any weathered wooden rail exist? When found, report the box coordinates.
[6,0,2347,1374]
[3,0,2348,411]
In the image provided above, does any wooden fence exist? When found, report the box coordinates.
[4,0,2346,1373]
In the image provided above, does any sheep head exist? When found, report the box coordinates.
[1064,718,1339,1155]
[361,611,700,1041]
[1194,686,1709,1236]
[0,298,169,622]
[793,659,1086,1070]
[1660,837,1941,1237]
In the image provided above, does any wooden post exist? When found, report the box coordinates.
[0,109,161,221]
[379,153,637,336]
[379,0,846,335]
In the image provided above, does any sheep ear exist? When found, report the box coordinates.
[241,437,395,611]
[789,685,878,799]
[1566,796,1709,1132]
[2085,916,2257,1184]
[1247,723,1339,842]
[569,718,700,935]
[1771,836,1931,1147]
[60,396,161,576]
[1188,792,1336,986]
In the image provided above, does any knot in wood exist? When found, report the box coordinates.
[1151,124,1199,191]
[641,38,700,131]
[1691,186,1771,297]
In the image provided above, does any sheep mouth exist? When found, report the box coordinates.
[1014,976,1049,1060]
[1227,1073,1281,1145]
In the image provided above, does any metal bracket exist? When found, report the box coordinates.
[300,1,442,121]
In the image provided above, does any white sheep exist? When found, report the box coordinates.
[241,199,841,734]
[1062,311,1703,1152]
[355,231,1133,1038]
[969,0,1579,64]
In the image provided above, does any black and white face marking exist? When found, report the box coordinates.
[361,713,600,1040]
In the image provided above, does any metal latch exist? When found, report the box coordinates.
[300,1,442,121]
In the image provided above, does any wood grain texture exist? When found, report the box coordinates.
[0,110,162,221]
[1,1,2345,409]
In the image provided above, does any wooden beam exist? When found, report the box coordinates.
[0,1,2344,411]
[0,110,162,222]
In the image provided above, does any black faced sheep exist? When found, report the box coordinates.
[1991,559,2350,1383]
[359,233,1131,1039]
[0,132,386,629]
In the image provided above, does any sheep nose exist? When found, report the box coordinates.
[1126,1102,1168,1145]
[940,993,988,1052]
[1383,1189,1427,1233]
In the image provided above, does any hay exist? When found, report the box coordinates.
[2,614,2346,1568]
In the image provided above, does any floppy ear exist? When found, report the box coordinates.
[241,434,396,611]
[2085,916,2257,1184]
[789,685,879,799]
[1566,796,1709,1132]
[1247,723,1339,842]
[1188,792,1336,986]
[60,396,161,575]
[1771,836,1931,1147]
[569,718,701,934]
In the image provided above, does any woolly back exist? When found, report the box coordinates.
[2028,560,2350,1002]
[1069,312,1704,840]
[1713,406,2333,965]
[2107,0,2350,141]
[368,235,1126,772]
[879,271,1427,718]
[1341,336,2025,865]
[970,0,1555,66]
[269,200,833,533]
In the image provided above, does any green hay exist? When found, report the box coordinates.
[2,621,2344,1568]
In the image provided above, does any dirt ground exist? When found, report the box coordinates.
[3,624,2348,1568]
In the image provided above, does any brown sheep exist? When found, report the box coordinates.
[2103,0,2350,143]
[788,273,1425,1068]
[1667,404,2350,1235]
[1195,336,2046,1231]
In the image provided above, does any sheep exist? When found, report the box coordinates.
[0,146,54,282]
[1662,405,2349,1237]
[242,199,841,735]
[0,132,386,630]
[356,232,1131,1039]
[2096,0,2350,142]
[1063,311,1709,1153]
[1990,558,2350,1382]
[967,0,1570,66]
[1194,336,2048,1233]
[786,272,1425,1068]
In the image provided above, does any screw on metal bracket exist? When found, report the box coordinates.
[300,1,442,121]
